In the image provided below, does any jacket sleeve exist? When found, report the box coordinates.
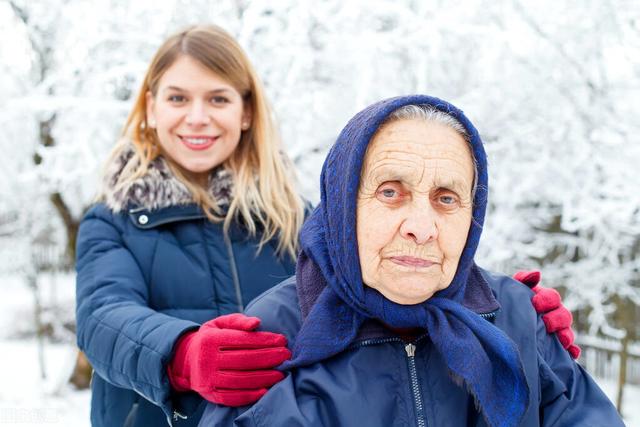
[537,317,624,426]
[75,206,200,418]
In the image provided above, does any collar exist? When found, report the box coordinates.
[102,141,233,213]
[126,204,251,242]
[127,204,205,229]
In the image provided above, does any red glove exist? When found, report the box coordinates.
[167,313,291,406]
[513,270,581,359]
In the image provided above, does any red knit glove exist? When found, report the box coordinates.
[513,270,581,359]
[167,313,291,406]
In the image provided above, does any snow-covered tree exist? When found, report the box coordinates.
[1,0,638,345]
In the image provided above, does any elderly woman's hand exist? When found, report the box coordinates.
[513,270,580,359]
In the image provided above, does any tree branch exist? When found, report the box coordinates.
[49,192,79,262]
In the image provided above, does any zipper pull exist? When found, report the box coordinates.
[405,343,416,357]
[173,410,187,421]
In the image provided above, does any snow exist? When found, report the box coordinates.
[2,0,639,339]
[598,379,640,427]
[0,275,89,425]
[0,340,90,427]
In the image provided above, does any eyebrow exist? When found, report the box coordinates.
[162,86,233,94]
[366,164,412,184]
[434,178,469,196]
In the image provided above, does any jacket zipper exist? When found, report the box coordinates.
[223,233,244,312]
[405,343,427,427]
[355,337,427,427]
[172,409,187,424]
[479,311,497,321]
[349,312,497,427]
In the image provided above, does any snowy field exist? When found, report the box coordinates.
[1,274,638,426]
[0,274,90,426]
[0,340,90,426]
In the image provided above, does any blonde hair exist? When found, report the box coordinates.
[102,25,305,259]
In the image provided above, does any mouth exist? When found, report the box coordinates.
[179,135,219,151]
[388,256,439,268]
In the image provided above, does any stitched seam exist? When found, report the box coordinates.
[85,350,165,392]
[84,312,172,394]
[86,311,185,357]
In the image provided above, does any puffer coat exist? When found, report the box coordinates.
[75,148,296,427]
[199,270,624,427]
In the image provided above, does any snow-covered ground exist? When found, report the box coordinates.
[1,274,638,426]
[599,379,639,426]
[0,274,90,426]
[0,339,90,426]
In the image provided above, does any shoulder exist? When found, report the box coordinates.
[84,202,116,219]
[76,204,161,262]
[477,267,540,338]
[79,202,160,239]
[479,268,536,308]
[245,276,302,347]
[79,203,130,236]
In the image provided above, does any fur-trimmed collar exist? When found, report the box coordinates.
[101,143,233,213]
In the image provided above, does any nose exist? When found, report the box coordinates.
[399,205,438,245]
[185,100,211,126]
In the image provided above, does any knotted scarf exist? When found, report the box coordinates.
[283,95,529,427]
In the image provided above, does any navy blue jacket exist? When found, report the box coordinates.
[75,203,296,427]
[199,269,623,427]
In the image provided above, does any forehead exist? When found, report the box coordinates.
[158,55,235,91]
[362,118,474,185]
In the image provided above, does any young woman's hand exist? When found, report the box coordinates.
[168,313,291,406]
[513,270,581,359]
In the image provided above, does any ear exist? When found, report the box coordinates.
[146,91,156,128]
[241,103,253,129]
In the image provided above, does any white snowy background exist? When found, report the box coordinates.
[0,0,639,425]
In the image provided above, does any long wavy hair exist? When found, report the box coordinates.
[102,25,305,259]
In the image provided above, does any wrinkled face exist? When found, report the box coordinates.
[146,55,250,185]
[356,119,475,305]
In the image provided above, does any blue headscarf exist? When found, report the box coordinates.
[284,95,528,427]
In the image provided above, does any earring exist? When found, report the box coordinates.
[241,121,249,130]
[148,119,156,128]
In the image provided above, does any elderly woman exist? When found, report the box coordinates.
[198,95,622,427]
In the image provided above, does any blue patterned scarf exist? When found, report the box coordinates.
[283,95,529,427]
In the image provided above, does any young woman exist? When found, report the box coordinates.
[75,25,305,427]
[75,25,577,427]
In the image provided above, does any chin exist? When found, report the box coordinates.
[388,295,431,305]
[181,161,218,174]
[382,284,438,305]
[364,272,447,305]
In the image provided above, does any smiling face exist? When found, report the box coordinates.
[356,118,475,305]
[146,55,250,185]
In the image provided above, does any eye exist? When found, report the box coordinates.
[375,181,406,205]
[167,94,186,103]
[432,190,461,210]
[439,195,456,205]
[211,96,230,104]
